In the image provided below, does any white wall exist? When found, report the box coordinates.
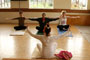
[54,0,71,9]
[87,0,90,9]
[11,1,29,8]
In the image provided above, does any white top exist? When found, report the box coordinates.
[28,30,69,58]
[59,16,67,25]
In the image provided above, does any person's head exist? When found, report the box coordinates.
[61,10,66,17]
[43,24,51,37]
[19,10,23,17]
[19,10,23,14]
[42,13,46,17]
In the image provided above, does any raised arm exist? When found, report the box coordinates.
[6,17,20,20]
[66,16,80,18]
[27,28,42,40]
[27,18,39,21]
[27,28,45,43]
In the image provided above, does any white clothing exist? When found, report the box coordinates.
[59,17,67,25]
[28,30,69,58]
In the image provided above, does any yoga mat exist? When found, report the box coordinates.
[57,28,73,37]
[10,30,26,36]
[36,31,44,35]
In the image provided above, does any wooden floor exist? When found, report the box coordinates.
[0,24,90,60]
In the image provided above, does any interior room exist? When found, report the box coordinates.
[0,0,90,60]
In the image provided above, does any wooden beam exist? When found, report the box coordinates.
[0,8,90,13]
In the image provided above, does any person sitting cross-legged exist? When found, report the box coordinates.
[27,25,70,58]
[27,13,59,32]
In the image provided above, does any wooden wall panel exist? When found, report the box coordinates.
[67,15,90,26]
[0,8,90,13]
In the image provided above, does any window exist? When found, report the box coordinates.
[29,0,53,9]
[0,0,11,8]
[71,0,88,10]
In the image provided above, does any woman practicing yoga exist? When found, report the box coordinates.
[7,11,27,30]
[57,10,80,31]
[27,24,70,58]
[27,13,59,32]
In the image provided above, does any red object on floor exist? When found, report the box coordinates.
[55,51,72,60]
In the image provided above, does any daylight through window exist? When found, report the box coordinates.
[0,0,11,8]
[71,0,88,10]
[29,0,53,9]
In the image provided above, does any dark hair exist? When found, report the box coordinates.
[47,24,49,27]
[42,13,46,16]
[45,25,51,36]
[19,10,23,14]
